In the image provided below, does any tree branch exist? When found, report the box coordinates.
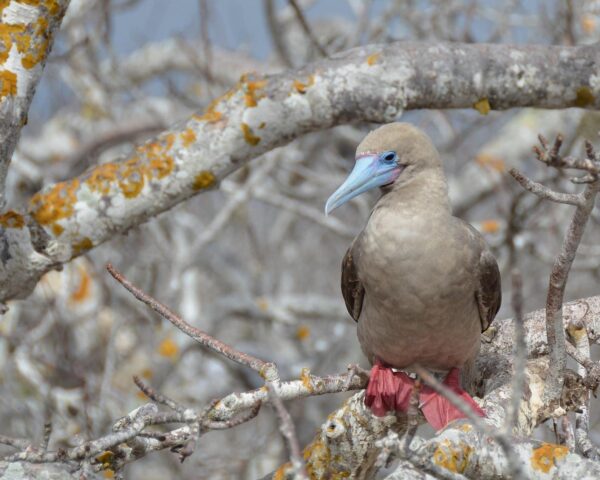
[0,0,70,207]
[2,42,599,300]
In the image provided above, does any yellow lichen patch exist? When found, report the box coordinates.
[69,264,92,304]
[272,462,292,480]
[567,322,587,342]
[531,443,569,473]
[459,423,473,433]
[256,297,268,311]
[0,210,24,228]
[85,162,119,195]
[157,337,179,359]
[180,128,197,147]
[103,470,115,479]
[304,437,332,479]
[51,223,64,235]
[194,97,224,123]
[240,73,268,107]
[473,98,491,115]
[432,439,473,473]
[475,153,505,172]
[582,14,596,34]
[95,451,114,464]
[241,123,261,146]
[72,237,93,255]
[118,158,146,199]
[293,74,315,94]
[300,367,314,392]
[192,170,216,190]
[366,53,380,66]
[574,86,595,107]
[30,178,80,226]
[0,70,17,97]
[480,219,500,234]
[140,368,153,379]
[296,325,310,341]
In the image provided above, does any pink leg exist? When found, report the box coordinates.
[364,359,415,416]
[419,368,486,431]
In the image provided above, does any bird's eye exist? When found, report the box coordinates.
[382,151,397,163]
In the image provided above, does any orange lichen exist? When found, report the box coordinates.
[30,178,79,226]
[240,73,267,107]
[256,297,268,311]
[118,157,146,198]
[95,450,114,465]
[0,210,24,228]
[157,337,179,359]
[72,237,93,255]
[272,462,291,480]
[473,98,491,115]
[574,86,595,107]
[475,153,505,172]
[180,128,197,147]
[192,170,216,190]
[531,443,568,473]
[300,367,314,392]
[296,325,310,341]
[241,123,260,146]
[366,53,380,66]
[0,70,17,97]
[193,86,240,124]
[70,264,92,304]
[0,1,66,73]
[293,74,315,94]
[85,162,119,195]
[480,219,500,234]
[432,440,473,473]
[304,437,332,479]
[103,470,115,479]
[582,14,596,34]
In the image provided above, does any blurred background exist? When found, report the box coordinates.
[2,0,600,478]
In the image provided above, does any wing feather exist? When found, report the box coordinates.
[341,241,365,323]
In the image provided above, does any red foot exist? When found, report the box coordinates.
[364,359,413,416]
[364,363,485,430]
[419,368,485,430]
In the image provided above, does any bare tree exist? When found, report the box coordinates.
[1,1,600,479]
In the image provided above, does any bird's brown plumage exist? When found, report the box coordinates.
[340,123,501,372]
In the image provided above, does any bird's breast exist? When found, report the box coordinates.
[355,210,481,370]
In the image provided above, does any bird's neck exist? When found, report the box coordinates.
[377,168,451,215]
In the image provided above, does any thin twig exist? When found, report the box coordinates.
[288,0,329,57]
[267,382,308,479]
[509,168,583,206]
[106,264,279,381]
[505,269,526,434]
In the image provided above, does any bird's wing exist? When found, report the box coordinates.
[463,223,502,332]
[475,247,502,331]
[341,240,365,323]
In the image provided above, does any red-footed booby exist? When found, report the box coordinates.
[325,123,501,430]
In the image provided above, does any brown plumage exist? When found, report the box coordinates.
[332,123,501,426]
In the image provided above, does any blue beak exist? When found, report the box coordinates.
[325,155,401,215]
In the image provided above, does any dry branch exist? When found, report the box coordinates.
[2,42,600,302]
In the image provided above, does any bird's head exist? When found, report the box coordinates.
[325,123,441,215]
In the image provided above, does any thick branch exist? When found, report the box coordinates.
[0,0,70,207]
[2,42,600,302]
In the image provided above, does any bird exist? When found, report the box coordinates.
[325,123,501,430]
